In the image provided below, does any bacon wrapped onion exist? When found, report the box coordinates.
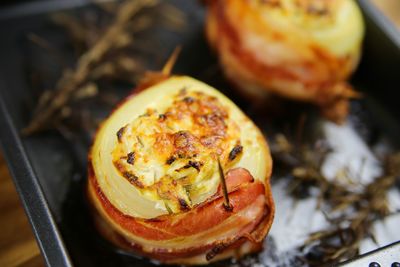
[206,0,365,122]
[88,76,274,264]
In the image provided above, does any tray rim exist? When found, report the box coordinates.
[358,0,400,49]
[0,0,114,21]
[0,96,73,267]
[0,0,399,266]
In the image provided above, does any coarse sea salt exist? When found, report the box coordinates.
[248,120,400,267]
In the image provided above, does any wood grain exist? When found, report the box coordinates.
[0,155,44,267]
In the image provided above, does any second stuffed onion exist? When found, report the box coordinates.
[206,0,365,122]
[88,76,274,264]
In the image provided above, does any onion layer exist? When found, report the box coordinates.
[206,0,365,122]
[88,76,274,264]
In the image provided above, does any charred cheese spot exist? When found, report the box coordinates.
[111,90,242,213]
[116,126,125,143]
[121,171,143,188]
[126,152,135,165]
[229,144,243,161]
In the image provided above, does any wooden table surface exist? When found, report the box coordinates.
[0,1,398,267]
[371,0,400,28]
[0,155,44,267]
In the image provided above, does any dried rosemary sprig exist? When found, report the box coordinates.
[23,0,185,135]
[271,133,400,266]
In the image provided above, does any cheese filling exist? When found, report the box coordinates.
[242,0,364,57]
[91,76,269,218]
[112,90,242,213]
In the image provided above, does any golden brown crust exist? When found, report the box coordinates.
[88,76,275,264]
[111,90,243,212]
[205,0,363,123]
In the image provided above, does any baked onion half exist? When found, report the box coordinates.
[88,76,274,264]
[206,0,365,122]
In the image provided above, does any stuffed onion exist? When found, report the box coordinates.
[88,76,274,264]
[206,0,365,122]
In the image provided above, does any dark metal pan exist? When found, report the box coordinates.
[0,0,399,266]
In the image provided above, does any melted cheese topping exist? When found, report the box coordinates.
[247,0,364,56]
[91,76,270,218]
[112,90,242,213]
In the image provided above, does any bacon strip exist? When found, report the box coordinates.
[89,156,274,263]
[92,195,267,262]
[90,166,266,239]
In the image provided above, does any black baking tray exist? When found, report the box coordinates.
[0,0,399,267]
